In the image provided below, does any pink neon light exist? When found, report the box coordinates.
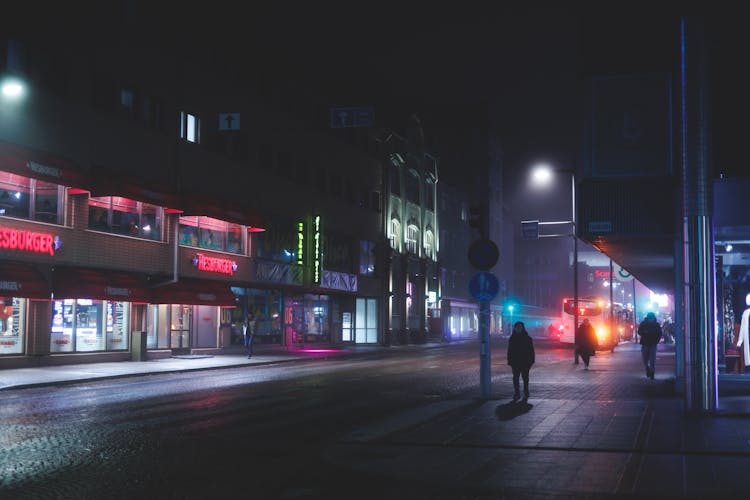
[294,348,343,353]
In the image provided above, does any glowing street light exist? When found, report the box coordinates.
[1,76,25,99]
[530,163,578,360]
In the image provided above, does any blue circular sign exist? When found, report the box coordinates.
[469,271,500,302]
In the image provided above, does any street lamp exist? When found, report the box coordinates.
[531,164,577,360]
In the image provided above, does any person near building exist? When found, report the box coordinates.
[245,313,256,359]
[575,318,598,370]
[736,293,750,371]
[507,321,535,403]
[638,312,662,379]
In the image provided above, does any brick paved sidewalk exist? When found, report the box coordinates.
[326,343,750,499]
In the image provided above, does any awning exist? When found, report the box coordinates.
[0,261,51,299]
[89,167,181,208]
[149,277,238,307]
[0,141,89,190]
[52,267,153,303]
[177,192,264,230]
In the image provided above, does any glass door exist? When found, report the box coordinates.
[170,305,192,349]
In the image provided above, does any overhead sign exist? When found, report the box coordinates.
[588,221,612,233]
[330,107,375,128]
[615,264,634,282]
[469,271,500,302]
[468,238,499,270]
[219,113,240,130]
[521,220,539,239]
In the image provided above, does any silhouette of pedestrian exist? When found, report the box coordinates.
[575,318,598,370]
[638,312,662,379]
[507,321,535,402]
[245,313,256,359]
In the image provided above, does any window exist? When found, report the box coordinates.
[406,170,420,204]
[390,163,401,196]
[359,240,376,276]
[406,223,419,254]
[424,229,434,260]
[0,171,63,224]
[120,87,135,115]
[355,298,378,344]
[389,218,401,251]
[179,216,244,254]
[180,111,200,143]
[88,196,162,241]
[425,179,435,208]
[50,299,130,353]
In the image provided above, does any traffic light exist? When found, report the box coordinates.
[469,203,487,237]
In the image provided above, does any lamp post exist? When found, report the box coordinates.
[531,164,577,360]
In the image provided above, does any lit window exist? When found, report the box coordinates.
[179,216,244,254]
[180,111,200,143]
[406,224,419,254]
[0,171,63,224]
[389,218,401,251]
[88,196,162,241]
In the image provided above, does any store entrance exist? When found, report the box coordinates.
[170,305,192,354]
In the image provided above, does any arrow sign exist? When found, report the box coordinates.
[219,113,240,130]
[469,271,500,302]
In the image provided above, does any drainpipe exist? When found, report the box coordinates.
[152,216,180,287]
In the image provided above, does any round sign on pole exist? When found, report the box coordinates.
[615,264,634,282]
[468,238,500,270]
[469,271,500,302]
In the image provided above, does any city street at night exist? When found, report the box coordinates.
[2,339,750,499]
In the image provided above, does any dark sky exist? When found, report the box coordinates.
[10,2,745,182]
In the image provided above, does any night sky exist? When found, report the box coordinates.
[9,2,746,184]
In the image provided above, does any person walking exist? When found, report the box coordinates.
[245,313,256,359]
[507,321,535,403]
[638,312,662,379]
[575,318,598,370]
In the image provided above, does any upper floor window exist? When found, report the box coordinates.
[359,240,376,276]
[406,170,420,204]
[0,171,63,225]
[389,218,401,251]
[406,223,419,254]
[180,111,200,144]
[179,216,243,254]
[424,229,435,260]
[425,179,435,208]
[88,196,162,241]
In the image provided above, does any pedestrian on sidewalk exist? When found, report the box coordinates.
[638,312,662,379]
[507,321,535,402]
[575,318,598,370]
[245,313,256,359]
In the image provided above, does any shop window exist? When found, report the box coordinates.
[179,215,244,254]
[0,172,63,224]
[50,299,130,353]
[0,297,25,355]
[355,297,377,344]
[88,196,162,241]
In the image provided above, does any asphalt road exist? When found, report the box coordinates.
[0,339,581,499]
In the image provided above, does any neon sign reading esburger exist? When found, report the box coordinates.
[0,226,57,256]
[192,253,237,276]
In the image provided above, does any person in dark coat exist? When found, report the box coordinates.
[638,312,662,379]
[507,321,535,402]
[575,318,598,370]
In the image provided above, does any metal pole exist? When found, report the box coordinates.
[572,172,579,362]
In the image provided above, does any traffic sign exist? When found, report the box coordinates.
[469,271,500,302]
[219,112,240,130]
[615,264,634,282]
[330,107,375,128]
[468,238,499,270]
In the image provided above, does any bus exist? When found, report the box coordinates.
[559,297,618,351]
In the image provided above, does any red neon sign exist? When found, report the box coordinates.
[193,253,236,276]
[0,226,56,256]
